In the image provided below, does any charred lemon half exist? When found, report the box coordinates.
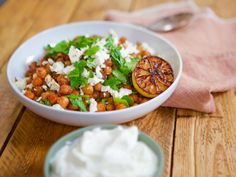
[132,56,174,98]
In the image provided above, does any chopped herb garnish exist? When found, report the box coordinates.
[122,95,134,106]
[67,94,88,112]
[110,47,124,67]
[104,34,114,49]
[84,45,99,56]
[103,77,122,90]
[68,61,88,88]
[112,70,127,83]
[39,99,51,106]
[45,40,72,57]
[113,97,129,107]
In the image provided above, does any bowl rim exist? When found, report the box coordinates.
[44,124,164,177]
[7,21,183,116]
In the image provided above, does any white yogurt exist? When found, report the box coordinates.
[51,126,158,177]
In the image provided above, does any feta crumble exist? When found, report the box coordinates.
[101,86,132,98]
[45,74,60,92]
[89,98,98,112]
[50,62,64,74]
[68,46,86,63]
[15,78,27,90]
[52,104,64,110]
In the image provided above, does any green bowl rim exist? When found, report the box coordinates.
[44,124,164,177]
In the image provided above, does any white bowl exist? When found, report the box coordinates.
[7,21,182,126]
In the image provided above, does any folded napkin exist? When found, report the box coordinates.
[105,1,236,113]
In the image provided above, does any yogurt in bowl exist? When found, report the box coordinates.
[44,125,164,177]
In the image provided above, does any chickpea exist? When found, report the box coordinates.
[32,76,43,87]
[106,104,115,111]
[36,67,47,78]
[29,61,37,72]
[25,70,33,78]
[103,66,112,75]
[41,91,50,100]
[92,91,100,99]
[47,92,58,104]
[129,94,138,103]
[24,90,35,100]
[68,103,78,110]
[59,85,73,95]
[94,83,102,91]
[115,103,127,110]
[64,60,71,66]
[56,57,64,62]
[82,85,94,95]
[33,86,43,97]
[140,97,149,103]
[104,59,113,67]
[119,37,126,44]
[97,102,106,112]
[44,64,51,73]
[57,96,69,108]
[101,91,110,98]
[72,90,80,96]
[122,83,132,90]
[107,97,114,104]
[57,75,69,85]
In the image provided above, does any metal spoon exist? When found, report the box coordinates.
[147,12,194,32]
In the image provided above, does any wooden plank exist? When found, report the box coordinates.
[173,89,236,177]
[0,0,79,150]
[0,1,134,177]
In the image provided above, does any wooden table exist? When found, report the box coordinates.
[0,0,235,176]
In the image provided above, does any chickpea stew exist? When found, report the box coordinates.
[15,30,174,112]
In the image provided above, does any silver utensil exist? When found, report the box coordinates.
[147,12,194,32]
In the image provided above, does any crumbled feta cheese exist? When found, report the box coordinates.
[42,85,48,91]
[33,73,37,79]
[88,76,104,86]
[26,83,33,89]
[89,98,97,112]
[36,97,42,102]
[142,42,155,55]
[63,65,75,75]
[42,60,48,65]
[68,46,86,63]
[88,66,104,86]
[110,29,119,45]
[50,62,64,74]
[120,41,139,60]
[48,58,54,65]
[94,49,109,68]
[101,86,132,98]
[79,86,84,95]
[82,68,89,78]
[45,74,60,92]
[52,104,64,110]
[15,78,27,90]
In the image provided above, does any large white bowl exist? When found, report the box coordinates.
[7,21,182,126]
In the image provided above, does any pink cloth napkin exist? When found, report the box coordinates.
[105,1,236,113]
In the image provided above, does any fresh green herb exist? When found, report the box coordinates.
[112,70,127,83]
[122,95,134,106]
[104,34,114,49]
[86,57,96,69]
[103,77,122,90]
[113,98,129,107]
[73,36,97,49]
[101,98,107,105]
[110,47,124,67]
[45,40,72,57]
[39,99,51,106]
[84,46,99,56]
[68,61,87,88]
[67,94,87,112]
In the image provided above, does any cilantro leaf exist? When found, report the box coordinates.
[73,36,95,49]
[84,46,99,56]
[39,99,51,106]
[122,95,134,106]
[104,34,114,49]
[45,40,72,57]
[68,61,87,88]
[67,94,88,112]
[110,47,124,67]
[112,70,127,83]
[103,77,122,90]
[113,98,129,107]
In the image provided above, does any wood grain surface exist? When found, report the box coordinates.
[0,0,235,177]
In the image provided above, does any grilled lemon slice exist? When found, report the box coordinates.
[132,56,174,98]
